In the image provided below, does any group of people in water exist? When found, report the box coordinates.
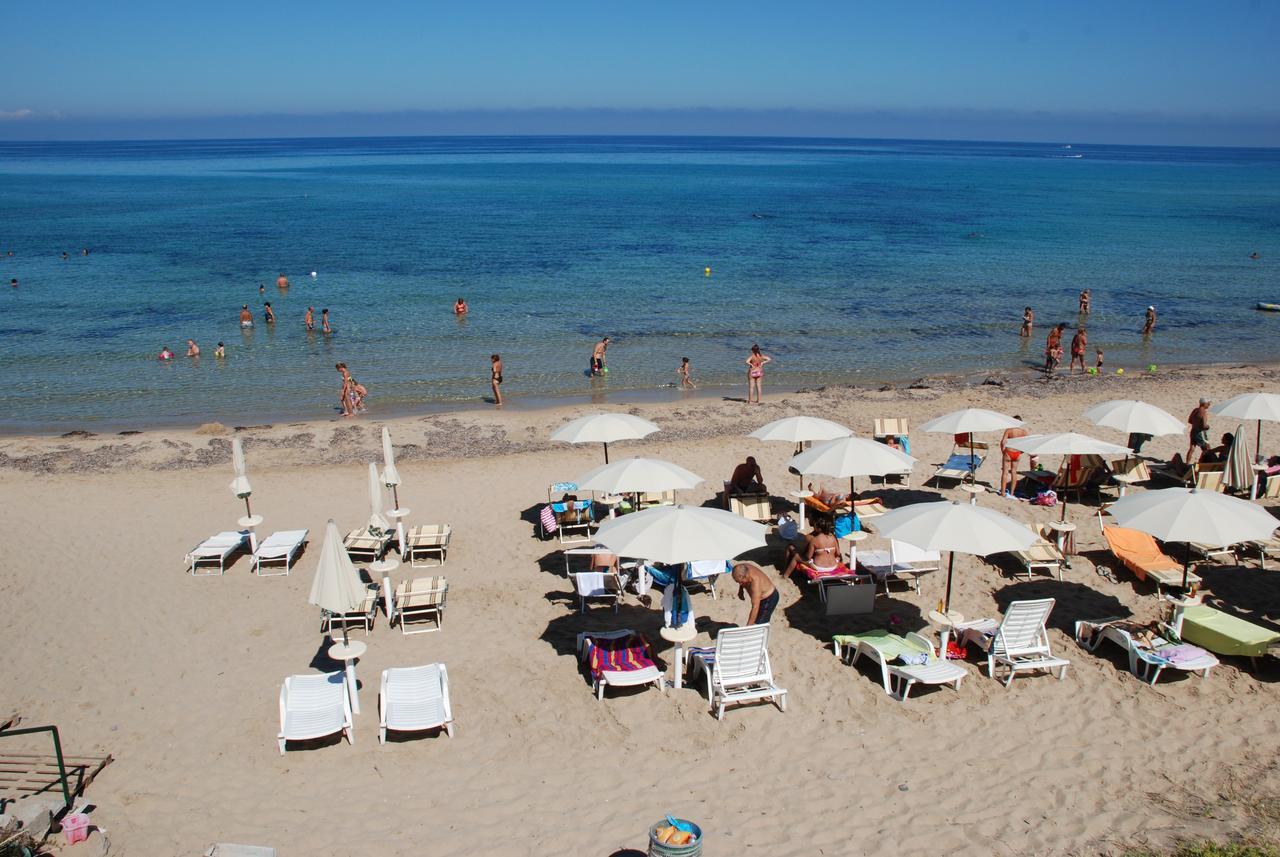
[1023,290,1159,375]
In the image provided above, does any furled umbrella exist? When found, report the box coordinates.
[550,413,661,463]
[1223,424,1255,494]
[1107,487,1278,588]
[749,416,852,489]
[367,462,390,531]
[309,519,368,645]
[788,436,915,500]
[574,457,703,495]
[919,409,1023,479]
[1005,432,1131,520]
[229,437,253,517]
[380,426,402,508]
[874,500,1035,613]
[1212,392,1280,464]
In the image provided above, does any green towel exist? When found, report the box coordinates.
[1181,604,1280,658]
[833,629,929,660]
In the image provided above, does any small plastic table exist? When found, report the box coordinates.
[596,495,624,519]
[960,484,984,505]
[237,514,264,552]
[371,558,401,621]
[1046,519,1077,556]
[328,639,367,715]
[386,508,410,557]
[1111,472,1140,497]
[928,609,965,658]
[839,530,868,564]
[790,490,814,532]
[659,624,698,690]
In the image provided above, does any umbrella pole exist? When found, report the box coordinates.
[943,552,955,613]
[244,496,252,518]
[1258,420,1264,463]
[391,485,400,509]
[849,476,856,502]
[603,441,609,464]
[1182,542,1192,591]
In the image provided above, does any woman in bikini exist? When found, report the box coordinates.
[999,419,1028,498]
[490,354,503,406]
[1044,323,1066,373]
[782,521,842,579]
[745,344,772,404]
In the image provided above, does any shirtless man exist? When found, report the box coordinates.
[1187,397,1212,463]
[239,305,253,327]
[1069,327,1087,373]
[728,456,767,494]
[276,273,289,289]
[186,339,200,357]
[1143,306,1157,335]
[591,337,610,376]
[732,563,779,625]
[999,417,1028,498]
[782,520,841,579]
[304,306,315,331]
[1020,306,1034,338]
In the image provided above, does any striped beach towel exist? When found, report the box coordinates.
[584,634,656,679]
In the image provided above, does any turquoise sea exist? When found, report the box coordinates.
[0,136,1277,431]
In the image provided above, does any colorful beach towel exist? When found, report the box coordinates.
[584,634,656,680]
[799,563,853,582]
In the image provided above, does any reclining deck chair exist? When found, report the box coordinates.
[344,526,391,563]
[686,624,787,719]
[1075,619,1218,684]
[932,438,989,486]
[833,629,966,701]
[1013,522,1066,581]
[379,663,454,743]
[1100,523,1202,594]
[686,559,729,599]
[957,597,1070,687]
[572,570,622,613]
[253,529,309,576]
[278,671,353,754]
[324,583,381,637]
[857,540,941,594]
[186,531,249,576]
[392,576,448,634]
[576,630,665,699]
[1163,600,1280,665]
[872,418,911,485]
[404,524,452,567]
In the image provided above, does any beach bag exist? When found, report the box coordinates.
[777,515,799,541]
[945,640,968,660]
[1031,490,1058,507]
[833,513,854,538]
[539,505,557,536]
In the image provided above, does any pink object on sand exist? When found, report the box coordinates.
[62,812,91,845]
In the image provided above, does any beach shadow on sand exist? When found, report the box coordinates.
[782,589,927,649]
[991,579,1131,632]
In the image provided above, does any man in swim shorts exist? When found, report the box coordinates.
[186,339,200,357]
[239,305,253,327]
[999,418,1028,498]
[1187,397,1212,463]
[732,563,779,625]
[591,336,610,376]
[304,306,315,331]
[728,456,767,495]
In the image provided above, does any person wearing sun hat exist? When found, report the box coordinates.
[1143,305,1157,335]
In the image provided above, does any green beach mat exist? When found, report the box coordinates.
[1181,604,1280,658]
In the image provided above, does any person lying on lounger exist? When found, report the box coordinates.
[806,482,849,508]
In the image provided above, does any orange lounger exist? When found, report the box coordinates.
[1102,525,1202,591]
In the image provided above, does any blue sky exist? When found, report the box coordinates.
[2,1,1278,144]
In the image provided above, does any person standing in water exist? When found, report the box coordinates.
[214,342,225,359]
[1069,327,1088,373]
[678,357,695,389]
[746,343,772,404]
[1044,323,1066,373]
[304,306,315,331]
[591,337,610,376]
[263,302,275,324]
[239,305,253,327]
[455,297,468,316]
[1143,306,1157,335]
[490,354,503,406]
[321,308,331,334]
[1020,306,1034,338]
[277,273,289,289]
[336,363,353,416]
[1078,289,1091,315]
[186,339,200,357]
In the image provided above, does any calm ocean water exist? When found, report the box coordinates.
[1,135,1277,431]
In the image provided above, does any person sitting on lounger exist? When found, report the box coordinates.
[591,550,619,575]
[1201,432,1234,464]
[729,456,767,495]
[782,520,841,579]
[732,563,779,625]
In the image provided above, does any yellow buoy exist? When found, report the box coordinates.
[1116,368,1125,375]
[704,266,712,277]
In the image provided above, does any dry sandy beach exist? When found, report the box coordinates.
[5,363,1280,856]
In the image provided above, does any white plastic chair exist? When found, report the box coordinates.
[278,672,352,754]
[379,663,454,743]
[968,598,1070,687]
[687,624,787,720]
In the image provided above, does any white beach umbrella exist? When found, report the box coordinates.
[789,436,915,497]
[550,413,661,463]
[1212,393,1280,461]
[309,519,368,643]
[1006,432,1132,519]
[367,462,389,531]
[229,437,253,516]
[595,504,767,565]
[1107,487,1278,587]
[380,427,402,506]
[748,416,852,444]
[1083,400,1184,438]
[875,500,1035,612]
[920,408,1024,477]
[574,457,703,495]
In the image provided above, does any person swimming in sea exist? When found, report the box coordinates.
[277,273,290,289]
[186,339,200,357]
[215,341,225,358]
[264,302,276,324]
[455,297,468,315]
[158,346,174,361]
[239,304,254,327]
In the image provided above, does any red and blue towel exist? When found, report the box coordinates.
[584,634,657,679]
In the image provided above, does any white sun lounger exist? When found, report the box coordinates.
[687,624,787,720]
[1251,536,1280,570]
[405,524,452,567]
[958,598,1070,687]
[572,571,622,613]
[185,530,249,576]
[344,527,391,563]
[392,577,448,634]
[379,663,454,743]
[278,671,352,755]
[1014,523,1066,581]
[1074,619,1218,685]
[858,540,941,594]
[686,559,729,599]
[576,630,666,700]
[836,630,966,702]
[252,529,309,576]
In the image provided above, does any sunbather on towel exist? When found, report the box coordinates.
[807,482,849,508]
[782,521,841,579]
[732,563,779,625]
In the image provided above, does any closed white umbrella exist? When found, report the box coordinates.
[1083,400,1184,438]
[1223,424,1255,494]
[1107,487,1278,587]
[380,427,402,506]
[575,457,703,495]
[367,462,389,531]
[789,436,915,498]
[1212,393,1280,462]
[875,500,1035,612]
[229,437,253,516]
[550,413,660,463]
[920,408,1023,477]
[309,519,368,643]
[1007,432,1131,520]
